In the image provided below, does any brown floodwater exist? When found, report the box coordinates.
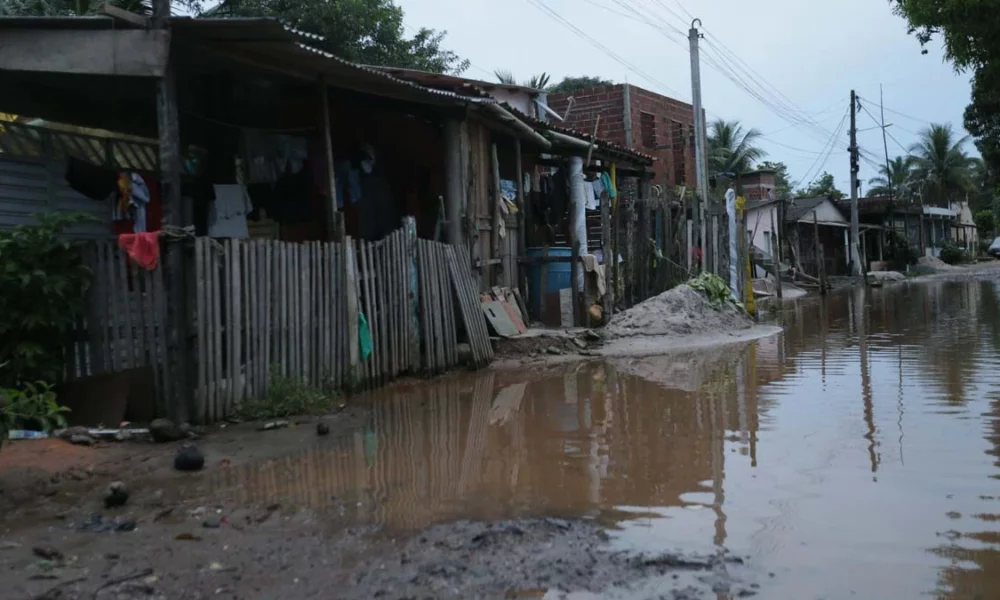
[212,278,1000,599]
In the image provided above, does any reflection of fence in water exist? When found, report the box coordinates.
[207,375,503,531]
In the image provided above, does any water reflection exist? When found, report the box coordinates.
[211,279,1000,599]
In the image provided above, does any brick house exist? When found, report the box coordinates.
[739,169,778,201]
[547,84,699,189]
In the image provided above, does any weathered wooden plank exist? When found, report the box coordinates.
[330,242,340,389]
[152,255,172,417]
[391,231,401,377]
[345,236,360,389]
[402,219,419,371]
[0,30,170,77]
[444,245,481,366]
[367,240,381,385]
[279,242,288,377]
[266,242,275,392]
[436,244,457,367]
[195,239,207,422]
[119,247,141,368]
[242,239,253,402]
[378,239,390,382]
[360,240,376,385]
[232,239,243,415]
[450,245,494,366]
[415,240,430,372]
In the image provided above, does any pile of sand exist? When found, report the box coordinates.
[605,284,753,339]
[917,256,964,272]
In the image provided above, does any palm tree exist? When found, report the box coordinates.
[908,123,976,206]
[493,70,551,91]
[867,156,914,199]
[707,119,766,177]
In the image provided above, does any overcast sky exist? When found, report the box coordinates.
[397,0,973,194]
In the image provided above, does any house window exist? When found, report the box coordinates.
[640,111,657,148]
[671,120,685,185]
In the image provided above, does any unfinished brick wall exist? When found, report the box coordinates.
[546,85,627,147]
[547,84,697,191]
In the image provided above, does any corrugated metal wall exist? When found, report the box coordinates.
[0,156,109,237]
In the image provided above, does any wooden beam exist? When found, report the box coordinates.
[100,3,151,28]
[0,30,169,77]
[319,77,342,242]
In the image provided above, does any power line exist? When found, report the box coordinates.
[796,107,849,187]
[523,0,684,97]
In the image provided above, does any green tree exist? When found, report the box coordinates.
[975,208,994,236]
[548,76,614,94]
[796,172,845,200]
[867,155,914,199]
[908,123,975,206]
[207,0,468,73]
[707,119,766,177]
[891,1,1000,171]
[755,160,791,198]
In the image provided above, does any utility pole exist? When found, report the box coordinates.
[849,89,861,276]
[689,19,709,273]
[879,85,893,202]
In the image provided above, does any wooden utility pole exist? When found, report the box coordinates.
[153,0,190,422]
[849,90,862,276]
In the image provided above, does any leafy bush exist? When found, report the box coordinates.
[687,272,735,308]
[940,243,968,265]
[0,380,69,434]
[238,366,339,420]
[0,214,92,388]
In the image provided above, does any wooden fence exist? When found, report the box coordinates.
[66,241,172,414]
[189,221,492,422]
[65,219,495,424]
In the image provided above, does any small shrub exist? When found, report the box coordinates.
[0,213,93,388]
[0,380,69,434]
[940,243,967,265]
[687,272,735,308]
[238,366,338,420]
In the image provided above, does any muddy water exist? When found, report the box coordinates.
[215,279,1000,599]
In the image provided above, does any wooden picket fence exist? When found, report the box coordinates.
[190,221,492,422]
[66,240,172,414]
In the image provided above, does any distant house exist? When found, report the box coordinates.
[950,199,978,253]
[746,196,850,277]
[738,169,777,202]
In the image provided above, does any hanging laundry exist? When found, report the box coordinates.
[583,180,599,211]
[334,159,362,208]
[600,171,616,199]
[117,232,160,270]
[111,173,151,232]
[499,179,518,202]
[208,184,253,238]
[243,131,308,183]
[358,312,372,361]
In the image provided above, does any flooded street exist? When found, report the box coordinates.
[208,277,1000,598]
[6,276,1000,599]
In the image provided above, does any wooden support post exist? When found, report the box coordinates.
[601,185,612,321]
[770,209,782,298]
[712,214,720,279]
[813,213,826,295]
[540,246,549,324]
[490,141,502,289]
[571,239,581,326]
[686,219,693,274]
[515,138,528,308]
[319,77,341,242]
[154,28,190,422]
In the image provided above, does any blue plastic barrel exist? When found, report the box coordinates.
[526,246,573,318]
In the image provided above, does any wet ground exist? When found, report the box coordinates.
[4,271,1000,598]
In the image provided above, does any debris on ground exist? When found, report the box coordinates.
[316,422,330,436]
[104,481,129,508]
[917,255,964,272]
[257,420,290,431]
[868,270,906,284]
[150,418,187,443]
[174,443,205,471]
[605,284,752,339]
[32,546,63,562]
